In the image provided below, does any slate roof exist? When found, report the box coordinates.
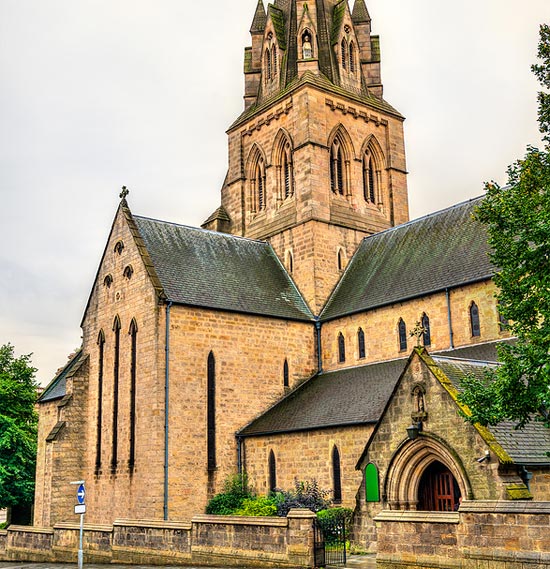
[351,0,371,24]
[321,197,494,321]
[238,342,509,437]
[39,350,85,403]
[133,216,313,321]
[238,359,408,437]
[431,355,550,466]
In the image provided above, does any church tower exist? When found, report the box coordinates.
[203,0,409,313]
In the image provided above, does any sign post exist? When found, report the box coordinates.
[70,480,85,569]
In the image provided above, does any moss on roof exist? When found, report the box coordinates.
[330,0,347,45]
[269,5,287,50]
[351,0,371,24]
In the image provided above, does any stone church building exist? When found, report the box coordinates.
[35,0,550,551]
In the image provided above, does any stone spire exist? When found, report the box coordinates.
[352,0,371,24]
[250,0,267,33]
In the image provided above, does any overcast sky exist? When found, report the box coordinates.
[1,0,548,385]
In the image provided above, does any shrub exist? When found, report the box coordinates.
[234,496,277,517]
[273,478,332,517]
[205,473,253,515]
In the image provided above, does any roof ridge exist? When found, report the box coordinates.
[318,355,408,375]
[361,194,486,244]
[431,355,500,366]
[133,214,270,245]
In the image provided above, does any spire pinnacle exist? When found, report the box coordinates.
[250,0,267,34]
[352,0,371,24]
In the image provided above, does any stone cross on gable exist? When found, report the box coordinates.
[119,186,130,200]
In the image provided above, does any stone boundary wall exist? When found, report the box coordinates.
[0,509,316,568]
[375,501,550,569]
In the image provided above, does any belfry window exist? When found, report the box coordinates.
[256,157,266,211]
[265,48,272,81]
[95,330,105,471]
[398,319,407,352]
[282,144,293,198]
[363,154,376,203]
[338,332,346,363]
[349,42,356,73]
[341,38,347,69]
[330,140,345,195]
[271,44,277,77]
[470,302,481,337]
[332,446,342,503]
[358,327,366,359]
[207,351,216,471]
[422,313,431,347]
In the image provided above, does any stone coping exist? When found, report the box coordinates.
[113,519,192,530]
[374,510,460,524]
[7,525,54,534]
[377,553,461,569]
[459,499,550,514]
[192,514,288,527]
[54,523,113,532]
[463,547,550,564]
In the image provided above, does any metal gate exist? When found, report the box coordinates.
[314,515,347,567]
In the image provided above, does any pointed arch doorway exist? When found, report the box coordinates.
[417,460,461,512]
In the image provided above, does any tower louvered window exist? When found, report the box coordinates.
[349,42,356,73]
[256,158,266,211]
[363,155,376,203]
[266,48,272,81]
[207,351,216,471]
[96,330,105,471]
[272,44,277,77]
[341,39,347,69]
[331,140,344,195]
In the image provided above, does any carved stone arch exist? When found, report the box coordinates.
[361,134,386,167]
[246,143,268,213]
[383,434,473,510]
[97,329,106,345]
[128,317,138,335]
[328,124,356,159]
[112,314,121,331]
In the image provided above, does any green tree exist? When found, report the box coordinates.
[459,25,550,428]
[0,344,39,511]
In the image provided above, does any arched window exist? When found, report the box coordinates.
[103,274,113,288]
[271,44,277,77]
[282,143,293,198]
[286,250,294,273]
[96,330,105,471]
[470,302,481,337]
[112,316,121,472]
[332,446,342,503]
[365,463,380,502]
[341,38,347,69]
[269,450,277,492]
[363,154,376,203]
[330,139,345,195]
[207,351,216,471]
[265,48,272,81]
[283,359,289,388]
[418,461,461,512]
[337,249,345,271]
[128,319,138,469]
[422,313,431,347]
[123,265,134,280]
[338,332,346,363]
[256,157,266,211]
[349,41,356,73]
[398,318,407,352]
[358,328,366,359]
[114,240,124,255]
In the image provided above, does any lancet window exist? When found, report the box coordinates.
[470,302,481,337]
[95,330,105,471]
[330,140,345,195]
[128,319,138,468]
[112,315,121,472]
[398,318,407,352]
[332,446,342,503]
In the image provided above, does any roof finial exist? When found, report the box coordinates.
[119,186,130,200]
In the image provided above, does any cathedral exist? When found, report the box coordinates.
[34,0,550,551]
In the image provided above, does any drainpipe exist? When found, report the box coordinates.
[164,301,173,521]
[315,319,323,373]
[446,288,455,349]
